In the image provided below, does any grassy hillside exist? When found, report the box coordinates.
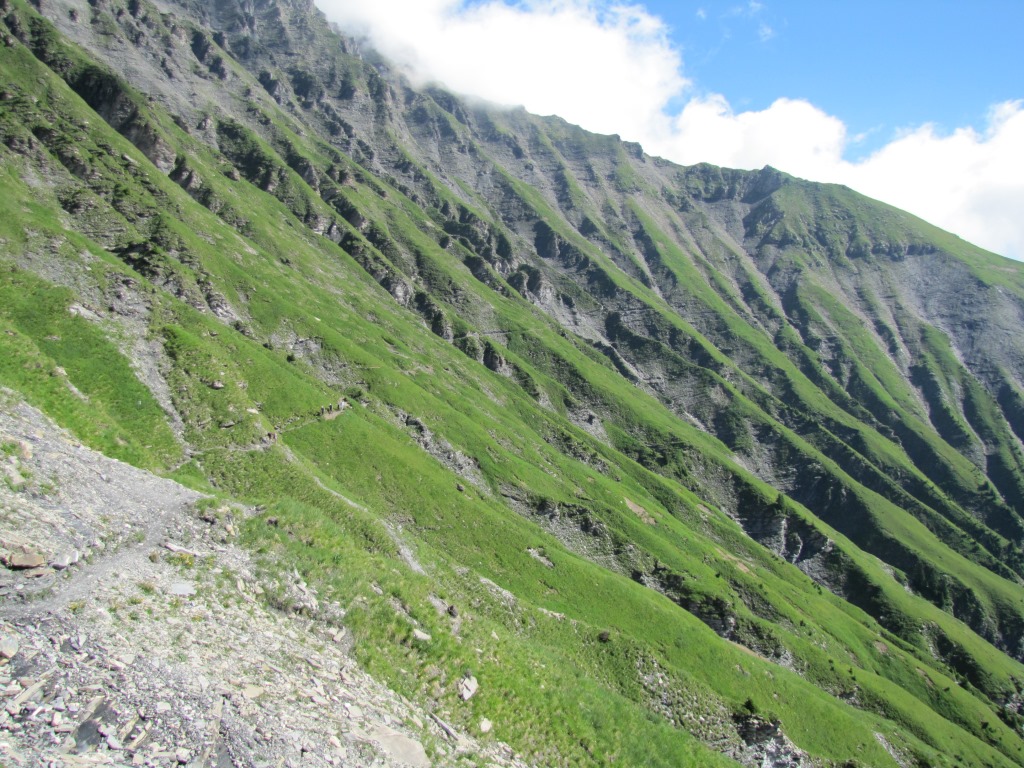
[3,0,1024,765]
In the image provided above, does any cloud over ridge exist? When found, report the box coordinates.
[317,0,1024,261]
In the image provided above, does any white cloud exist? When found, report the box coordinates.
[320,0,685,143]
[652,96,848,178]
[655,97,1024,260]
[846,102,1024,259]
[316,0,1024,261]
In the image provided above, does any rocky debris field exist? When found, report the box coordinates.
[0,394,529,768]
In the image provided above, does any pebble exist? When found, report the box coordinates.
[175,747,191,764]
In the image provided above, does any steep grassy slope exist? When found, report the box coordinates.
[3,0,1024,765]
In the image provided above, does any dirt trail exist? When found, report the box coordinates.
[0,393,527,768]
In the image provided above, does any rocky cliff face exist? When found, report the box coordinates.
[3,0,1024,766]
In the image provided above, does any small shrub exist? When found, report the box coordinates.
[167,551,195,568]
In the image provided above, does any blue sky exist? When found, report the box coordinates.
[320,0,1024,260]
[657,1,1024,159]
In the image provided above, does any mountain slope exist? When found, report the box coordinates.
[2,0,1024,765]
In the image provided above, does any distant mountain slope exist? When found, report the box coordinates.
[3,0,1024,765]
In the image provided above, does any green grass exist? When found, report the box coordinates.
[4,4,1024,766]
[0,262,180,469]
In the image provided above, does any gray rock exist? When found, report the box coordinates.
[175,747,191,764]
[242,684,264,700]
[168,582,197,597]
[2,465,27,490]
[412,628,431,642]
[0,636,18,660]
[458,675,478,701]
[364,722,430,768]
[50,551,80,570]
[67,303,101,322]
[8,552,45,569]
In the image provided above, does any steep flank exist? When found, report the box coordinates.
[3,0,1024,766]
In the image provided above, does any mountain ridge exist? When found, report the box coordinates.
[2,0,1024,765]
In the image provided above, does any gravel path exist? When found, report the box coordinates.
[0,392,527,768]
